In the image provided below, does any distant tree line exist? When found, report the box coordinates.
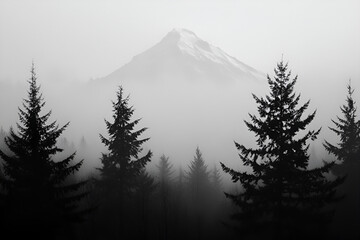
[0,60,359,239]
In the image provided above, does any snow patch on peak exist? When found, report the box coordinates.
[164,28,260,75]
[100,28,265,84]
[162,28,200,47]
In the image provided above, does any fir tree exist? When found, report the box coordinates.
[0,127,4,224]
[211,164,222,194]
[187,146,210,240]
[135,169,157,240]
[207,164,223,227]
[187,147,209,196]
[324,81,360,172]
[0,64,88,238]
[221,61,343,239]
[324,81,360,239]
[0,127,6,178]
[173,166,186,237]
[177,166,184,189]
[98,86,152,191]
[175,166,185,208]
[158,154,174,186]
[97,86,152,235]
[0,127,10,156]
[157,154,174,240]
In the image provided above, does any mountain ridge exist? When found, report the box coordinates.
[98,28,265,84]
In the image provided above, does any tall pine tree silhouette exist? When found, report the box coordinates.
[158,154,173,186]
[221,61,343,240]
[98,85,152,236]
[187,147,209,199]
[134,169,157,240]
[187,146,210,240]
[157,154,174,240]
[324,81,360,239]
[211,164,222,194]
[0,64,88,239]
[324,81,360,172]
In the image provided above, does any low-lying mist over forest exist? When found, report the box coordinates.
[0,0,359,239]
[1,28,358,181]
[1,59,355,184]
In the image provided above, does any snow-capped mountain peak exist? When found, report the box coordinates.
[163,28,214,58]
[161,28,259,74]
[101,28,264,83]
[164,28,202,50]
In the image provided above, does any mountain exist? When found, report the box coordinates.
[100,28,264,84]
[78,29,268,177]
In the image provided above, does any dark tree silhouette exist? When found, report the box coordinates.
[0,127,10,156]
[187,147,209,196]
[97,85,152,237]
[0,127,6,178]
[221,61,344,240]
[324,81,360,172]
[187,146,210,240]
[157,154,174,240]
[324,81,360,239]
[0,64,89,239]
[173,165,187,239]
[177,166,185,190]
[56,137,76,161]
[158,154,174,185]
[211,164,222,195]
[135,169,157,240]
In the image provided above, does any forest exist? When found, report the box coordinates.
[0,61,359,240]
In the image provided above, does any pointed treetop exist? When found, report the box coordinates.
[221,60,342,238]
[98,85,152,192]
[187,146,209,182]
[324,80,360,166]
[157,154,174,182]
[0,64,88,234]
[346,79,356,113]
[211,164,222,188]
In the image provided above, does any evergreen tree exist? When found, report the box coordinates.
[221,61,343,239]
[187,146,210,240]
[0,127,5,227]
[211,164,222,194]
[324,81,360,172]
[177,166,184,190]
[98,86,152,191]
[324,81,360,239]
[0,64,88,238]
[173,165,186,239]
[56,137,76,160]
[187,147,209,196]
[157,154,174,240]
[135,169,157,240]
[0,127,9,155]
[207,164,223,229]
[97,86,152,235]
[0,127,6,179]
[158,154,174,186]
[175,166,185,212]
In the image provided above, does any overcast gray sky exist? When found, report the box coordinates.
[0,0,359,177]
[0,0,359,85]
